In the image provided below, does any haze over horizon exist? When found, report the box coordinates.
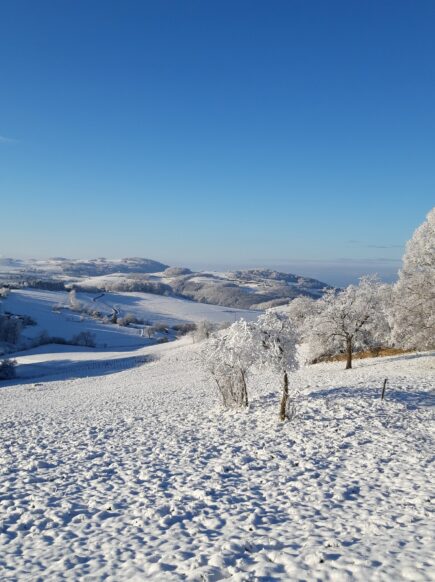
[1,1,434,283]
[0,252,401,288]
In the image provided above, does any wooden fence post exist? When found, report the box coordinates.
[381,378,388,400]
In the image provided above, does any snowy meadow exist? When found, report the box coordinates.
[0,209,434,581]
[0,340,434,580]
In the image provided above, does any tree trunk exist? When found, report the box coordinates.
[279,370,289,421]
[240,370,249,407]
[345,337,352,369]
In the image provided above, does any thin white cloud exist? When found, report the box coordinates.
[0,135,18,144]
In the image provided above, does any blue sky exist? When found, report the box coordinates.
[1,0,434,284]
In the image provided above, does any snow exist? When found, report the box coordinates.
[0,341,434,580]
[93,291,258,325]
[2,289,257,350]
[2,289,145,349]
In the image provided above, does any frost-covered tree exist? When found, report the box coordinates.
[303,276,391,369]
[201,319,258,408]
[284,296,317,335]
[256,311,299,421]
[392,208,435,350]
[201,312,300,418]
[68,289,81,311]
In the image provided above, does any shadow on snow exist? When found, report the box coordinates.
[1,354,155,388]
[309,385,435,410]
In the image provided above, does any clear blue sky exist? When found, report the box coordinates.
[1,0,434,284]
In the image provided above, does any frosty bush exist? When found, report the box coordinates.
[256,311,299,421]
[193,320,215,342]
[31,331,97,348]
[201,319,258,408]
[71,331,96,347]
[150,322,170,335]
[172,322,196,336]
[201,312,300,419]
[118,313,143,327]
[392,207,435,350]
[0,359,17,380]
[68,289,82,311]
[0,287,10,299]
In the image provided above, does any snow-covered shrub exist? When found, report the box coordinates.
[32,331,98,348]
[193,320,215,343]
[71,331,96,347]
[301,276,391,369]
[118,313,143,327]
[0,359,17,380]
[172,322,196,336]
[32,332,69,347]
[68,289,82,311]
[256,311,300,421]
[0,287,10,299]
[201,319,258,408]
[392,207,435,350]
[201,312,300,419]
[150,322,170,335]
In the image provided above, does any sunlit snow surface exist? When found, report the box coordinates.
[2,289,258,350]
[0,340,434,580]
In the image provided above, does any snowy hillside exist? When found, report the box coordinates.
[0,340,433,580]
[0,257,169,277]
[0,258,330,310]
[1,289,257,351]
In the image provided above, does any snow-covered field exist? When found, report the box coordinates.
[2,289,257,350]
[1,340,434,581]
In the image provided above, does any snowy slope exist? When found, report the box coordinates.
[88,291,259,325]
[1,289,258,350]
[0,344,434,580]
[2,290,147,349]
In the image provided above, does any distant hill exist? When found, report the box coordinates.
[0,259,331,310]
[167,269,330,309]
[0,257,168,277]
